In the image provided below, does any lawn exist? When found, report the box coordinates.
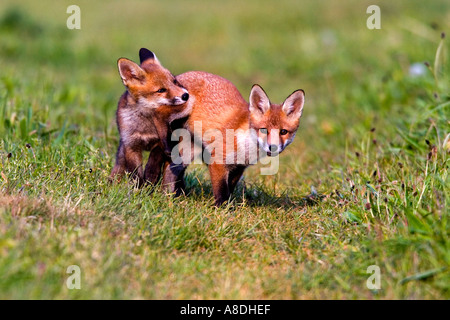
[0,0,448,299]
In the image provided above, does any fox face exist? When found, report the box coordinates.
[117,52,189,108]
[249,85,305,157]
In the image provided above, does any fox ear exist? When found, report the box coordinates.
[117,58,146,87]
[249,84,271,115]
[139,48,161,66]
[282,89,305,119]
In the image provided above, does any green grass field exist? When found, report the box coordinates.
[0,0,448,299]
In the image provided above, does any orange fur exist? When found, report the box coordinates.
[159,72,305,206]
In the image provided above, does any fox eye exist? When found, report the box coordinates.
[157,88,167,93]
[280,129,288,135]
[260,128,268,134]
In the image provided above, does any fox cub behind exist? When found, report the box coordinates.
[110,48,190,186]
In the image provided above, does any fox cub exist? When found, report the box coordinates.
[163,71,305,206]
[110,48,190,186]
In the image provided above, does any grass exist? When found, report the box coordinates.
[0,0,449,299]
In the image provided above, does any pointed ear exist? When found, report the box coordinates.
[282,89,305,119]
[139,48,161,66]
[117,58,146,87]
[249,84,271,115]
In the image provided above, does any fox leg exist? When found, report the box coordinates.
[162,162,187,196]
[144,145,166,185]
[208,163,230,206]
[110,141,144,186]
[110,140,126,181]
[123,145,144,186]
[227,165,246,196]
[161,134,193,195]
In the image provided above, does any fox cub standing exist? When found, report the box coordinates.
[110,48,190,186]
[163,71,305,206]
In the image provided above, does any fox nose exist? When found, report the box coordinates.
[269,144,278,153]
[181,93,189,101]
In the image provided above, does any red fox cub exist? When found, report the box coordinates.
[164,71,305,206]
[110,48,190,186]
